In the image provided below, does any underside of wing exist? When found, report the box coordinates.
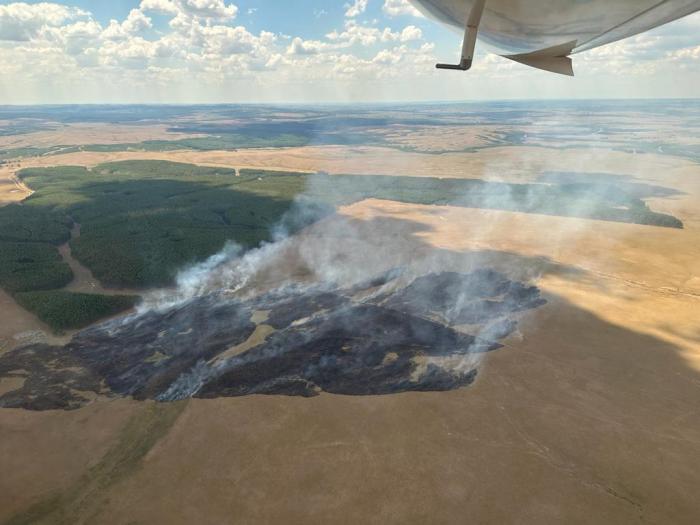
[575,0,700,53]
[412,0,700,75]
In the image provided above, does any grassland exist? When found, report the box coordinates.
[5,401,186,525]
[0,158,683,331]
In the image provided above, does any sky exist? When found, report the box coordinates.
[0,0,699,104]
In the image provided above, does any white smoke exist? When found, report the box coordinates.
[138,237,291,312]
[132,103,667,389]
[135,169,540,392]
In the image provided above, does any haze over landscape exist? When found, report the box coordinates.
[1,1,700,524]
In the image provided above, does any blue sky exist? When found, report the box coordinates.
[0,0,699,104]
[17,1,442,41]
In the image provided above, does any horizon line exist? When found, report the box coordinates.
[1,97,700,108]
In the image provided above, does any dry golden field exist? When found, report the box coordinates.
[1,126,699,523]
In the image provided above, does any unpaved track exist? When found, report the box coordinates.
[0,165,32,205]
[57,223,141,297]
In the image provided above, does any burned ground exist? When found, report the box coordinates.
[0,270,546,410]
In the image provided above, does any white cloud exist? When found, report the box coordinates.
[345,0,368,18]
[140,0,237,20]
[287,37,329,56]
[176,0,238,20]
[399,25,422,41]
[2,0,698,103]
[0,2,88,41]
[669,45,700,62]
[574,12,700,76]
[123,9,153,33]
[103,9,153,40]
[383,0,422,18]
[327,20,422,47]
[139,0,179,16]
[199,25,274,55]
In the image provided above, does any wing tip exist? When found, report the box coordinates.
[502,40,577,76]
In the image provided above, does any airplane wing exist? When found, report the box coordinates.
[411,0,700,75]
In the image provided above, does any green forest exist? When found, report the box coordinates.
[1,159,683,331]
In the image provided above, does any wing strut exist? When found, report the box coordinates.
[436,0,486,71]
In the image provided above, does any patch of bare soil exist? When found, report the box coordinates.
[0,165,32,205]
[0,290,71,354]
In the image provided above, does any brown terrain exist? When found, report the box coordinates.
[371,124,508,151]
[0,123,201,150]
[0,164,32,206]
[1,136,699,523]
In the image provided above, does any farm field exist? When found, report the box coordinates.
[1,102,699,524]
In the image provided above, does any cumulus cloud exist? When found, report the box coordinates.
[669,45,700,61]
[2,0,698,103]
[345,0,368,18]
[103,9,153,40]
[176,0,238,20]
[0,2,88,41]
[399,25,422,41]
[140,0,237,20]
[200,25,275,55]
[288,22,422,58]
[383,0,423,17]
[0,0,436,100]
[327,20,422,47]
[139,0,179,15]
[287,37,330,56]
[576,12,700,75]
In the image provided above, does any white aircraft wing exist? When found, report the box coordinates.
[410,0,700,75]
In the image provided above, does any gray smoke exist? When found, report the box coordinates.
[135,111,667,389]
[132,163,551,391]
